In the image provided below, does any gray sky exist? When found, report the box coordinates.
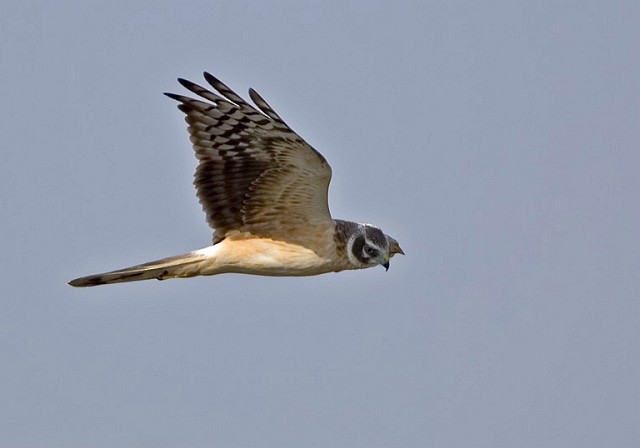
[2,1,639,447]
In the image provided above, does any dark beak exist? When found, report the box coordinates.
[382,261,390,271]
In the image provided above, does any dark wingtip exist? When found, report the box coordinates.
[164,92,181,101]
[177,77,197,90]
[203,71,218,86]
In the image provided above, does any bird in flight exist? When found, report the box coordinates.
[69,73,403,287]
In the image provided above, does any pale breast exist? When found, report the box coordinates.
[198,237,339,277]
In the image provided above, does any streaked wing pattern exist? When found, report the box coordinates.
[68,72,403,287]
[165,73,334,247]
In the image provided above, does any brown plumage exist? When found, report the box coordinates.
[69,73,403,287]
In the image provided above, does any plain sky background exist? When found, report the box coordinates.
[2,1,639,447]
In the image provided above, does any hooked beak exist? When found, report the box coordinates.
[382,261,390,271]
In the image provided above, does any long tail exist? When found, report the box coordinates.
[68,249,211,287]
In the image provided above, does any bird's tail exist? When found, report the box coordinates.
[68,249,211,287]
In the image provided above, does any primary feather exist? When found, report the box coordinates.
[68,73,403,287]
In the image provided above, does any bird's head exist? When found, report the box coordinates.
[348,224,404,271]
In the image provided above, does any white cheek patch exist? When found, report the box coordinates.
[346,232,363,266]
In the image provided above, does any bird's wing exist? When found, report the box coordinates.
[165,73,334,248]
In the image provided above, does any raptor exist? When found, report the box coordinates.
[69,73,403,287]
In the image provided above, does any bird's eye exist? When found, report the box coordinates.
[364,246,375,255]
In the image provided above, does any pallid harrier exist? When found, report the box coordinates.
[69,73,403,287]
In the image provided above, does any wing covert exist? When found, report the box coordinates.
[165,73,334,248]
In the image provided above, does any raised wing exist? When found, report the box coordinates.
[165,73,334,248]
